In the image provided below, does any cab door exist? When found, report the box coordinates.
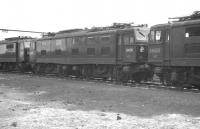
[148,29,170,65]
[24,41,31,63]
[29,41,36,63]
[18,40,33,63]
[18,41,25,62]
[148,28,167,63]
[162,30,170,65]
[134,28,149,63]
[119,32,136,63]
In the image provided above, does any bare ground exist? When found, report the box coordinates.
[0,73,200,128]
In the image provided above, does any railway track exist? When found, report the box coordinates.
[1,70,200,93]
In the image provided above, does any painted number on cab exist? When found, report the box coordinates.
[149,48,160,53]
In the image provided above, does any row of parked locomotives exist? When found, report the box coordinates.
[26,24,151,82]
[1,12,200,87]
[148,11,200,86]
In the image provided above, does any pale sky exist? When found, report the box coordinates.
[0,0,199,39]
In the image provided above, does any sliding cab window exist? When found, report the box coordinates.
[155,30,169,43]
[185,27,200,38]
[155,30,162,42]
[135,29,148,41]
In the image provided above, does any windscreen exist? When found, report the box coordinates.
[135,29,149,41]
[24,41,31,48]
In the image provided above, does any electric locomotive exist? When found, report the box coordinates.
[31,23,152,82]
[0,37,35,71]
[148,11,200,86]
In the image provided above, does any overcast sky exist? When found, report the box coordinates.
[0,0,199,39]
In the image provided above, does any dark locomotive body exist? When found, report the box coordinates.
[0,37,34,71]
[31,24,151,82]
[148,13,200,86]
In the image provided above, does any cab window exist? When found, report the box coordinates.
[118,35,122,45]
[152,30,169,43]
[24,42,31,48]
[55,39,65,51]
[135,29,148,41]
[155,31,162,41]
[120,34,135,45]
[123,35,130,45]
[185,27,200,37]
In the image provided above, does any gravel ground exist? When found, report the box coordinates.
[0,73,200,128]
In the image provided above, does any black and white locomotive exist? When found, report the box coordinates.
[0,23,152,82]
[1,11,200,87]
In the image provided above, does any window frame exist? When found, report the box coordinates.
[71,48,79,55]
[101,47,110,56]
[185,26,200,38]
[87,48,95,56]
[149,30,155,42]
[155,30,162,42]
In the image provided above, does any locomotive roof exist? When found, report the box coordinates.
[151,11,200,29]
[0,37,33,44]
[151,18,200,29]
[37,26,148,40]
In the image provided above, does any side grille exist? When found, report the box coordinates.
[185,43,200,53]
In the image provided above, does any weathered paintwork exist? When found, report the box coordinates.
[35,27,149,65]
[148,19,200,67]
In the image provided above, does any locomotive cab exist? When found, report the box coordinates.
[148,25,170,65]
[18,40,30,63]
[148,11,200,86]
[17,38,35,71]
[134,28,149,62]
[117,26,152,82]
[117,27,149,63]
